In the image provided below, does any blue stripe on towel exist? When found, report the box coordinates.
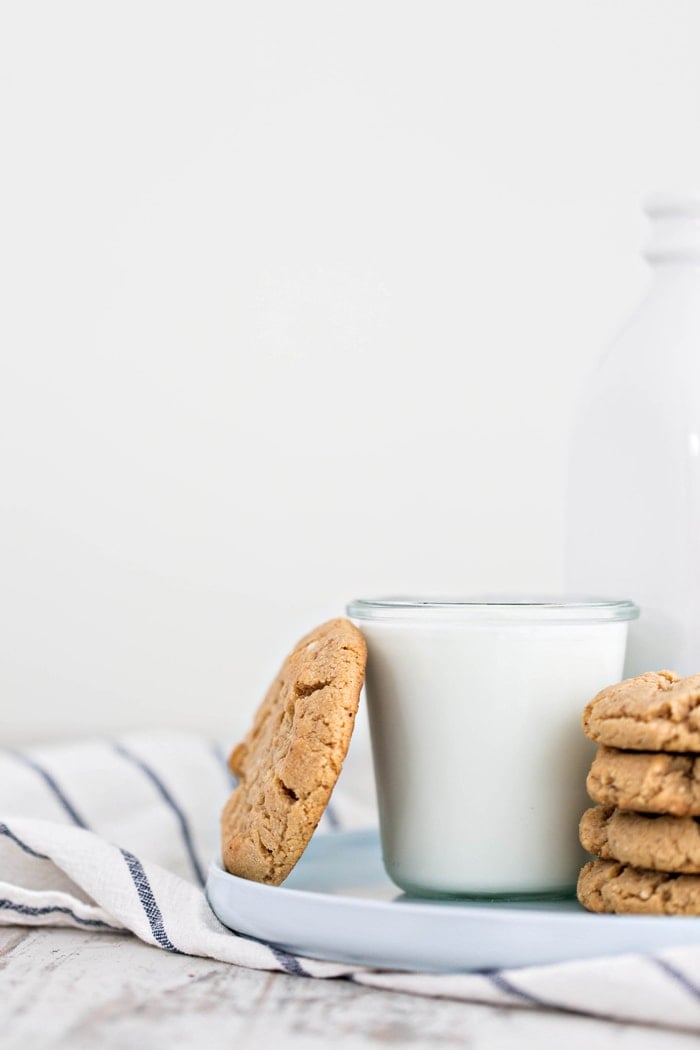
[0,822,50,859]
[112,742,206,887]
[487,964,700,1021]
[486,971,549,1006]
[269,945,312,977]
[7,751,89,829]
[120,848,178,952]
[653,956,700,1000]
[0,899,123,932]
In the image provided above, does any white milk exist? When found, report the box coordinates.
[347,599,638,897]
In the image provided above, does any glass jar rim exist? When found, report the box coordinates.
[346,595,640,624]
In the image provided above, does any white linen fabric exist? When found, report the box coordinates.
[0,731,698,1030]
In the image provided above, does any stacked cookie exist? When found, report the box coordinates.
[577,670,700,915]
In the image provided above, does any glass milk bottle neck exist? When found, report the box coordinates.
[644,193,700,274]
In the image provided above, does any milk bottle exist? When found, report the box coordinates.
[568,194,700,676]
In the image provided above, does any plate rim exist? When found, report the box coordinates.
[207,830,700,933]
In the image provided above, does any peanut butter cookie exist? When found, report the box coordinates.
[582,670,700,751]
[580,805,700,874]
[221,618,366,885]
[587,745,700,817]
[577,858,700,915]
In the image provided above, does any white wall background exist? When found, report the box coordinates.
[2,1,700,744]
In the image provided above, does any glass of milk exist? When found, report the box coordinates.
[347,597,639,898]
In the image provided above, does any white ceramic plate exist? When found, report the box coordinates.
[206,830,700,972]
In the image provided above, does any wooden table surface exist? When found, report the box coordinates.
[2,925,696,1050]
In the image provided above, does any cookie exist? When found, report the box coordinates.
[221,618,367,885]
[580,805,700,874]
[587,744,700,817]
[582,670,700,751]
[577,858,700,915]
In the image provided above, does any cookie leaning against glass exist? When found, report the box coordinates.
[577,670,700,916]
[221,618,367,885]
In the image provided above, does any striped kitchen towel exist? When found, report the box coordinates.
[0,731,698,1030]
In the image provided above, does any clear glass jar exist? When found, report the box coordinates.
[347,596,638,897]
[567,193,700,676]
